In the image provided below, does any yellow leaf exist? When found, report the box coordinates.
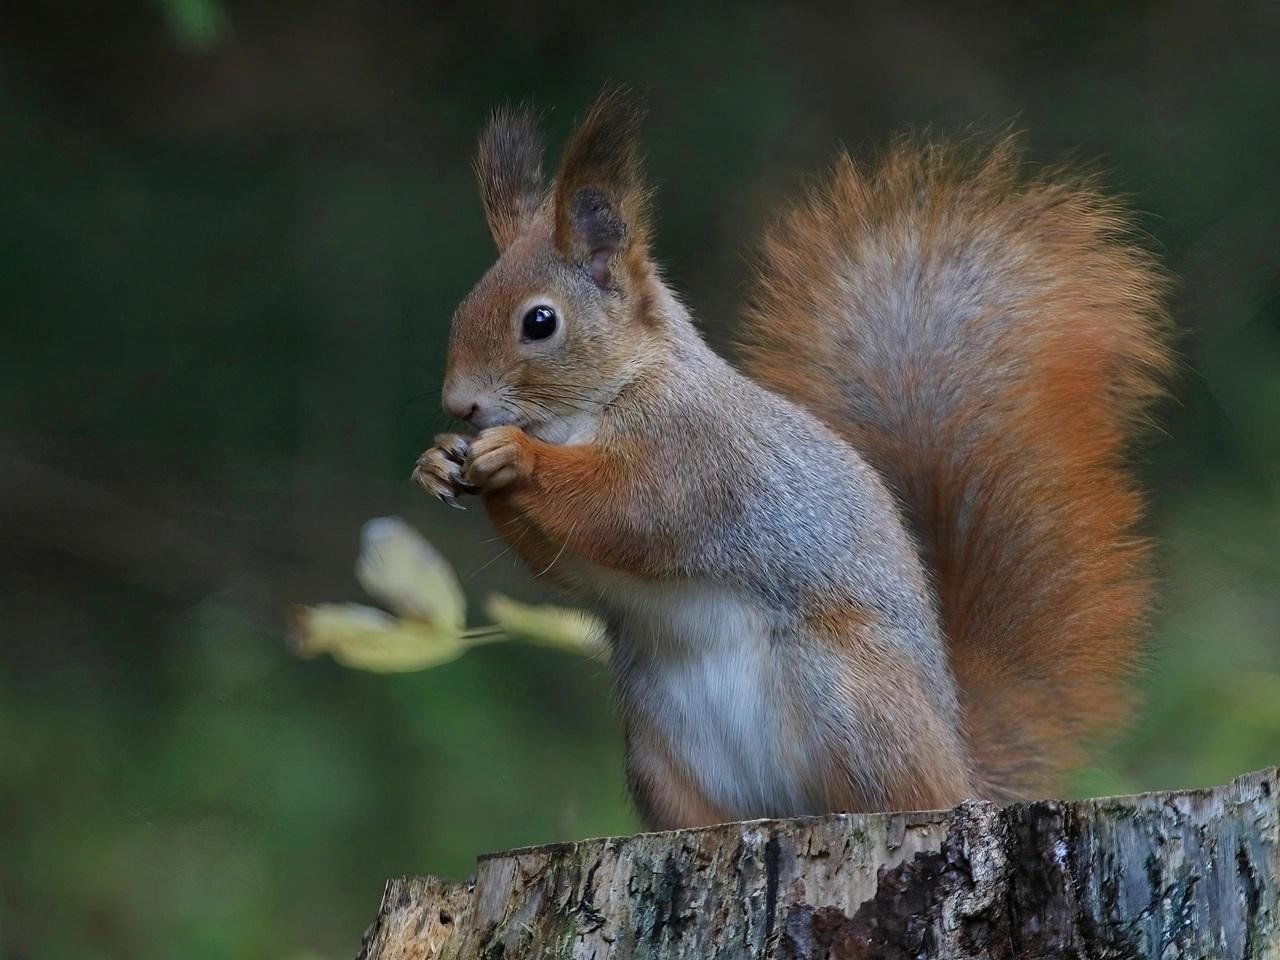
[355,516,465,631]
[485,594,603,655]
[289,602,467,673]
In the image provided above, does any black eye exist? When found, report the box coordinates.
[521,305,558,341]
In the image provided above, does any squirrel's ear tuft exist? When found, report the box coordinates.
[475,106,545,251]
[553,86,650,289]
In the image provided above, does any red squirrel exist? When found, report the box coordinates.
[414,89,1173,829]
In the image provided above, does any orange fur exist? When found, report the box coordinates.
[803,604,975,811]
[742,138,1173,799]
[552,86,652,286]
[490,429,670,577]
[626,725,734,829]
[482,494,564,581]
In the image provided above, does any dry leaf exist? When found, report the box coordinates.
[486,593,603,655]
[355,516,465,630]
[290,602,467,673]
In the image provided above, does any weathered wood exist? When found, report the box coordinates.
[358,767,1279,959]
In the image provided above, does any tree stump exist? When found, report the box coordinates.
[358,767,1279,958]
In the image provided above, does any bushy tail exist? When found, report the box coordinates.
[740,137,1173,799]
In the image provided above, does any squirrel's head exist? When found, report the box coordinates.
[441,88,664,444]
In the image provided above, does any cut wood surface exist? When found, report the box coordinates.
[358,767,1279,959]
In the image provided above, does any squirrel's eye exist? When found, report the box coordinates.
[521,305,558,341]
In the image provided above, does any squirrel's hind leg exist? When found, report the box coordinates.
[624,725,735,830]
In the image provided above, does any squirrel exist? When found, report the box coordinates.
[413,89,1173,829]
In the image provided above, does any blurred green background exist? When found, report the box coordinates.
[2,2,1278,957]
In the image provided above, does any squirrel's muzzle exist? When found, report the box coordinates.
[441,377,521,430]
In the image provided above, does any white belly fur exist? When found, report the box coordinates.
[580,565,814,818]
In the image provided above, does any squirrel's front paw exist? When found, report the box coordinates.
[413,433,474,509]
[464,425,534,493]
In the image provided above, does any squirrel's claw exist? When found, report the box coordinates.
[435,433,472,463]
[414,434,476,507]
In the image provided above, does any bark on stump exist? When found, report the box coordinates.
[358,767,1279,959]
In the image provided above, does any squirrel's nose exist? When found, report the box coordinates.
[441,383,478,423]
[444,397,478,423]
[443,379,517,429]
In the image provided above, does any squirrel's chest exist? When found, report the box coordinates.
[579,568,815,818]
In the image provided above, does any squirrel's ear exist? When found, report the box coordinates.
[474,106,545,252]
[553,87,650,290]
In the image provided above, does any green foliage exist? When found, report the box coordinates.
[153,0,225,48]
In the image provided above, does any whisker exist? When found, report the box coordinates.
[535,539,570,579]
[527,388,616,408]
[403,389,441,409]
[517,397,558,418]
[522,391,616,414]
[468,543,515,578]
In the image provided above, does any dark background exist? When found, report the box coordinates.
[3,2,1278,958]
